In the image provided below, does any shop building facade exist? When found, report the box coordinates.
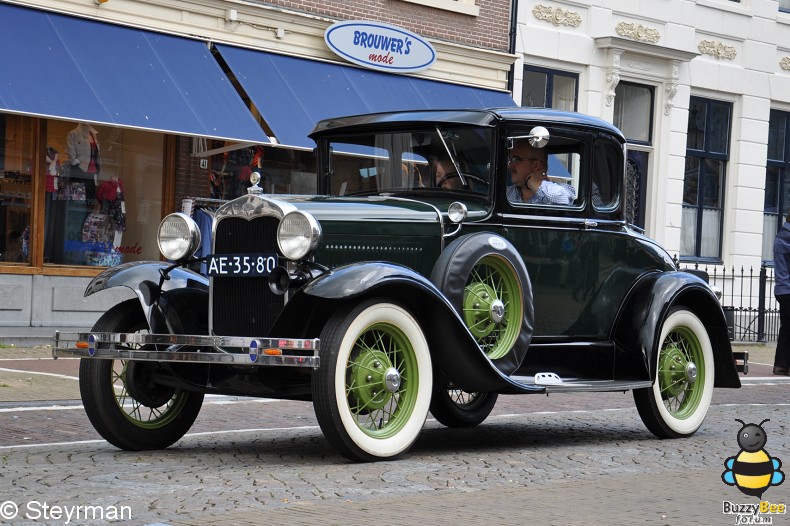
[511,0,790,273]
[0,0,517,330]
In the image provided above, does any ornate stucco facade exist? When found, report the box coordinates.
[513,0,790,270]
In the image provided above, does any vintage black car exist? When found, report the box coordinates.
[54,108,747,462]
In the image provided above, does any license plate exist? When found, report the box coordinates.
[207,253,278,277]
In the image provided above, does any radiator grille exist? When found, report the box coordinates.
[211,216,284,337]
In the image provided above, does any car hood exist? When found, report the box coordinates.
[272,194,490,224]
[264,194,490,275]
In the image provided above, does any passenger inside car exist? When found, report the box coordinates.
[506,139,575,205]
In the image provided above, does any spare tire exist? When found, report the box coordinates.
[430,233,533,375]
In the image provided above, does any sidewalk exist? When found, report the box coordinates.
[0,326,90,348]
[0,344,82,403]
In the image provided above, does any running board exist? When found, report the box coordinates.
[509,375,652,393]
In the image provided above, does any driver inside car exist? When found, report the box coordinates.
[432,155,463,189]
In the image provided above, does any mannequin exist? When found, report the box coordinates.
[96,175,126,248]
[45,147,59,193]
[66,123,100,203]
[67,123,100,172]
[65,123,100,264]
[43,147,60,262]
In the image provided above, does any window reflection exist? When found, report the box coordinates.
[0,115,33,264]
[44,121,163,266]
[613,82,653,143]
[681,97,731,260]
[763,110,790,260]
[521,66,578,111]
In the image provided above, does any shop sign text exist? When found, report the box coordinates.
[324,20,436,73]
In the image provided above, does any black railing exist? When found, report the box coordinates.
[676,261,778,342]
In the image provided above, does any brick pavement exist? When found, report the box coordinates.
[0,341,783,526]
[0,346,80,403]
[2,404,787,526]
[173,469,739,526]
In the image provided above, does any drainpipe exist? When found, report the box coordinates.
[507,0,519,96]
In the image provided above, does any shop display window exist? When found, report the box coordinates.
[180,141,317,272]
[44,120,164,266]
[201,142,317,199]
[0,115,34,264]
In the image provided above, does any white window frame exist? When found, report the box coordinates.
[397,0,479,16]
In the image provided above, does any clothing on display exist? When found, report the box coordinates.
[82,177,126,266]
[45,147,59,193]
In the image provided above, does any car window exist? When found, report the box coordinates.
[326,127,493,197]
[506,130,584,209]
[591,139,623,214]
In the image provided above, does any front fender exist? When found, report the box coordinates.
[85,261,209,335]
[613,271,739,388]
[272,262,540,392]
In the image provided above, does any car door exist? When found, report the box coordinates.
[499,126,630,378]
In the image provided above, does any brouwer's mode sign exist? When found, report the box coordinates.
[324,20,436,73]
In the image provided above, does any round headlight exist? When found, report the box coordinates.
[448,201,468,224]
[157,213,201,261]
[277,211,321,260]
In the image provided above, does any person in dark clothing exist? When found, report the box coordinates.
[773,211,790,375]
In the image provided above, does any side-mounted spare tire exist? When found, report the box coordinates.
[430,232,534,375]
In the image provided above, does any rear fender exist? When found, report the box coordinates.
[613,271,739,388]
[271,262,540,392]
[85,261,209,335]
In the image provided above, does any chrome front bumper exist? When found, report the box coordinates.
[52,331,320,368]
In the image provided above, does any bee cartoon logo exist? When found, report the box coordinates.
[722,419,784,498]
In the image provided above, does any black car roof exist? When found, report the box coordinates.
[309,107,625,142]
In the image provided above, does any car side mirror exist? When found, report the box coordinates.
[507,126,550,150]
[527,126,550,148]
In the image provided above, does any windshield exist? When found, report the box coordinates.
[325,126,493,197]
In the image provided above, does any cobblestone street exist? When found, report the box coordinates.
[1,343,788,525]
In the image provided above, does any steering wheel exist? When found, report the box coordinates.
[438,172,488,190]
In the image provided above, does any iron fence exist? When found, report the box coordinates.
[677,261,778,342]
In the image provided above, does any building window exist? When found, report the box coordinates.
[521,66,578,111]
[0,114,165,269]
[397,0,479,16]
[614,82,654,228]
[44,120,163,266]
[614,82,654,144]
[763,110,790,261]
[780,0,790,12]
[681,97,732,261]
[202,142,316,199]
[0,115,34,264]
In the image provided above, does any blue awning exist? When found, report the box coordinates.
[0,4,268,143]
[216,44,515,149]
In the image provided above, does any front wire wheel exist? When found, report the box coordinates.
[111,360,192,429]
[430,386,498,428]
[634,308,714,438]
[463,255,523,360]
[79,300,204,450]
[312,299,432,462]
